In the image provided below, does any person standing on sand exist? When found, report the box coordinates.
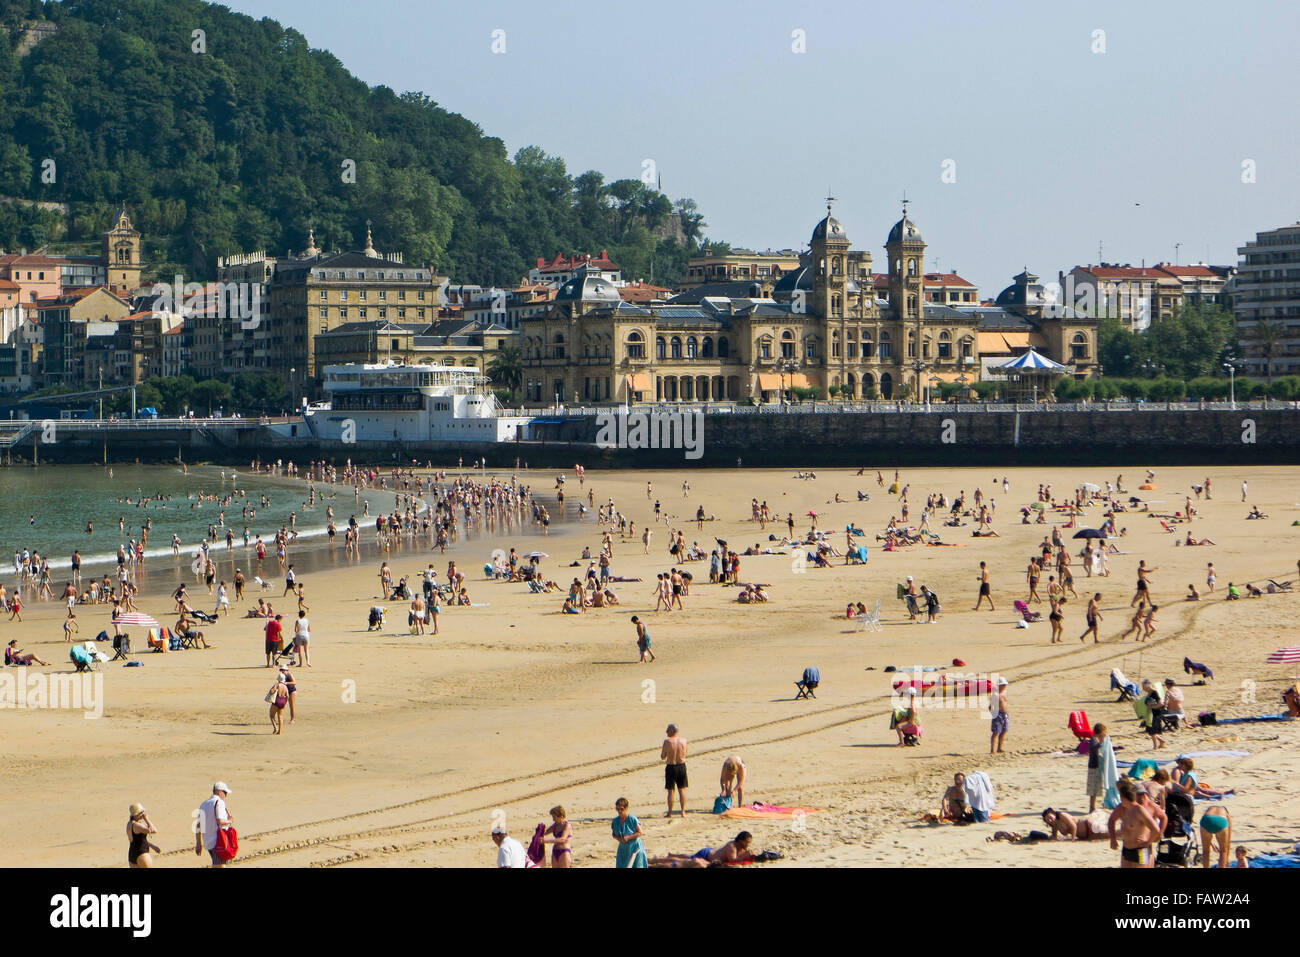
[974,561,994,611]
[491,825,527,868]
[990,677,1009,754]
[1131,560,1155,607]
[661,723,688,817]
[632,615,654,662]
[292,610,311,667]
[126,803,159,868]
[264,614,283,667]
[195,783,233,868]
[268,672,289,734]
[612,798,647,868]
[1108,778,1161,868]
[1080,593,1103,643]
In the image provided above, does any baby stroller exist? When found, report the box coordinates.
[1156,791,1199,867]
[367,606,386,631]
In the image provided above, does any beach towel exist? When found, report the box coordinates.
[1183,657,1213,680]
[1211,714,1291,725]
[721,803,823,821]
[962,771,995,813]
[526,823,546,866]
[1094,735,1120,809]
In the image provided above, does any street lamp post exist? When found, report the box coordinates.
[911,359,923,405]
[1223,360,1238,409]
[289,367,296,416]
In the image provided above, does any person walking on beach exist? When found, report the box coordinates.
[1080,593,1103,643]
[195,783,233,868]
[268,671,289,734]
[632,615,654,663]
[990,677,1009,754]
[661,723,688,817]
[283,564,297,597]
[1120,601,1145,641]
[1027,558,1042,603]
[1142,604,1158,641]
[1131,560,1155,607]
[292,609,311,667]
[1241,480,1248,502]
[974,561,994,611]
[1048,595,1064,643]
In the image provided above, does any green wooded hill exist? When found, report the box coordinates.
[0,0,713,285]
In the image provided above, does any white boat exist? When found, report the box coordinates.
[303,362,533,444]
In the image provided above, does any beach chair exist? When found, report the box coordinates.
[856,600,883,633]
[1067,710,1092,742]
[1110,667,1140,702]
[794,666,820,699]
[1268,579,1293,593]
[1013,600,1041,623]
[253,576,271,590]
[110,632,131,661]
[1156,791,1199,867]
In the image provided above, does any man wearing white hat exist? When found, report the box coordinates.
[491,824,527,868]
[196,782,233,867]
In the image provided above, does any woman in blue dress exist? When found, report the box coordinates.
[612,797,646,868]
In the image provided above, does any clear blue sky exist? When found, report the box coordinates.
[222,0,1299,294]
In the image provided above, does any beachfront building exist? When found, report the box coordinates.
[528,251,621,286]
[1060,264,1183,332]
[678,248,802,293]
[517,203,1096,406]
[313,317,518,374]
[1233,223,1300,379]
[262,225,445,390]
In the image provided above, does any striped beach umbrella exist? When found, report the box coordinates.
[1266,646,1300,664]
[112,612,160,629]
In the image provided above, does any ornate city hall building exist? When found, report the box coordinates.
[518,203,1094,405]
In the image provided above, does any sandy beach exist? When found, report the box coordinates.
[2,463,1298,868]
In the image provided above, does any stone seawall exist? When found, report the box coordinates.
[3,409,1297,468]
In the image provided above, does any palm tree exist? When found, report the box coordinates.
[487,346,523,401]
[1253,318,1285,382]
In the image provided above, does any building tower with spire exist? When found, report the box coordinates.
[885,200,927,397]
[103,205,142,293]
[363,221,378,258]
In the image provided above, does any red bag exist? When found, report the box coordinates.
[214,826,238,862]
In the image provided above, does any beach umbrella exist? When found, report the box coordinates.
[1266,646,1300,664]
[524,551,549,559]
[1072,528,1107,539]
[1030,501,1047,510]
[1081,482,1101,493]
[112,612,159,629]
[807,510,818,517]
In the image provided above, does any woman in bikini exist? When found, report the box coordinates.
[1048,595,1065,644]
[1042,808,1105,841]
[543,805,573,868]
[1120,601,1145,641]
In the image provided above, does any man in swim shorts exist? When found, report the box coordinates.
[1108,778,1162,868]
[661,723,688,818]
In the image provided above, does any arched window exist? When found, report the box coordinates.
[961,335,973,359]
[686,336,697,359]
[907,331,917,359]
[780,329,795,359]
[922,337,931,359]
[718,336,730,358]
[626,330,645,359]
[758,336,772,360]
[670,336,682,359]
[831,330,841,358]
[832,256,841,275]
[1071,332,1089,360]
[701,336,714,358]
[861,329,874,358]
[907,295,917,314]
[907,258,917,276]
[878,331,892,359]
[656,337,666,360]
[938,330,951,359]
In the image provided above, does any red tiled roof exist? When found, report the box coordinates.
[923,272,975,287]
[1154,263,1221,279]
[535,250,619,272]
[1079,265,1171,280]
[618,281,673,303]
[0,279,19,291]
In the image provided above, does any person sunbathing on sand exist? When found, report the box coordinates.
[1184,532,1216,546]
[649,832,756,867]
[1042,808,1107,840]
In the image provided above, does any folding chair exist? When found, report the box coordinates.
[794,666,820,699]
[110,633,131,661]
[856,599,883,633]
[1268,579,1293,592]
[1013,600,1041,623]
